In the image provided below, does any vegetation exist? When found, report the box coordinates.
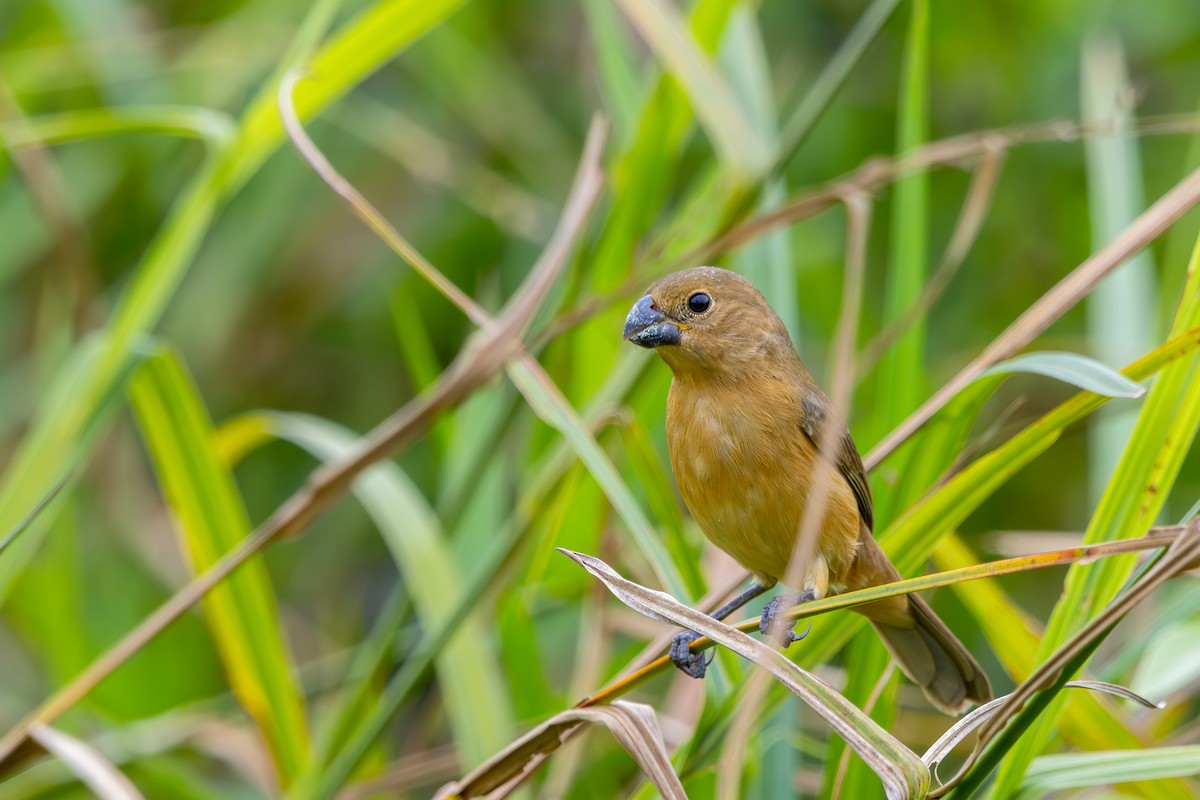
[2,0,1200,797]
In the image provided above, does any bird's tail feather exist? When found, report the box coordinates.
[867,594,992,715]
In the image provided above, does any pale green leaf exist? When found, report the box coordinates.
[985,351,1147,398]
[1020,747,1200,797]
[262,412,514,774]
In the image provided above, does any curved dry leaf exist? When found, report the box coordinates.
[30,724,144,800]
[921,695,1010,778]
[558,548,929,800]
[435,700,685,800]
[923,681,1164,777]
[1064,679,1162,709]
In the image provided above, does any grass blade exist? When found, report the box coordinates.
[616,0,766,178]
[507,356,692,600]
[724,7,799,344]
[1082,34,1159,504]
[263,412,514,777]
[1021,746,1200,796]
[874,0,930,437]
[0,473,70,559]
[583,0,735,301]
[774,0,901,171]
[581,0,642,145]
[128,347,312,785]
[984,351,1147,398]
[1,106,234,148]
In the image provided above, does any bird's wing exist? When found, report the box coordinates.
[799,393,874,532]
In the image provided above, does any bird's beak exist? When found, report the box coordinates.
[623,294,681,349]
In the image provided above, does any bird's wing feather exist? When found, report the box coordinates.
[799,392,874,532]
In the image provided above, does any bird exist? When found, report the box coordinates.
[622,266,991,714]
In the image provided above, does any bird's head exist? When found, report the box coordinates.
[622,266,794,379]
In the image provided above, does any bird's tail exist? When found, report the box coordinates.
[846,533,991,714]
[866,594,992,715]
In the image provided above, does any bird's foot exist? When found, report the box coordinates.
[759,590,816,648]
[669,630,712,679]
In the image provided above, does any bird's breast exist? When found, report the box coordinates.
[666,380,860,585]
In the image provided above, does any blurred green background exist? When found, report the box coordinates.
[2,0,1200,797]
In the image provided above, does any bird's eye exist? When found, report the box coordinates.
[687,292,712,314]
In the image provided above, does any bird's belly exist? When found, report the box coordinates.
[684,471,796,581]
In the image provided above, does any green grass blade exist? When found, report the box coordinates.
[0,335,148,604]
[228,0,470,188]
[822,631,897,799]
[616,0,766,178]
[724,7,798,344]
[874,0,930,437]
[1082,34,1159,507]
[0,154,221,608]
[262,412,514,779]
[0,106,235,148]
[985,351,1147,398]
[291,530,521,800]
[507,357,692,601]
[773,0,902,172]
[0,474,69,560]
[584,0,735,296]
[891,376,1003,511]
[581,0,643,146]
[309,583,412,771]
[1020,747,1200,798]
[867,0,930,528]
[127,347,311,785]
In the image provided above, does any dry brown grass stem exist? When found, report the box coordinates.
[857,141,1005,374]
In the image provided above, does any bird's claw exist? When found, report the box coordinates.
[669,630,712,679]
[760,592,815,648]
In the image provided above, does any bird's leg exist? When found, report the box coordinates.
[669,581,773,679]
[759,589,817,648]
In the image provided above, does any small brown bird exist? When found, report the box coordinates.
[623,266,990,714]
